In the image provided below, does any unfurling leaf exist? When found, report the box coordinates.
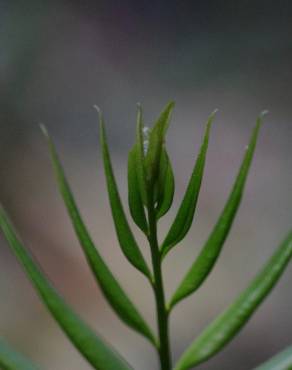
[42,126,156,346]
[0,338,40,370]
[97,108,151,280]
[135,104,149,207]
[254,345,292,370]
[174,231,292,370]
[169,115,263,308]
[161,110,217,258]
[144,101,175,184]
[0,208,133,370]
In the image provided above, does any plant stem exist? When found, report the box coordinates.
[147,194,171,370]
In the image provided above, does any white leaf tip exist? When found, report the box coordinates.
[260,110,269,117]
[93,104,101,113]
[39,123,49,137]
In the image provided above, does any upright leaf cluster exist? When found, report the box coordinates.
[0,104,291,370]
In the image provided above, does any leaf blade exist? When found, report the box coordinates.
[161,110,217,258]
[0,208,133,370]
[156,149,175,219]
[254,345,292,370]
[128,145,148,234]
[42,126,156,346]
[0,338,40,370]
[97,110,151,279]
[169,116,263,308]
[174,231,292,370]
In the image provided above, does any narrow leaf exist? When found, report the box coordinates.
[174,231,292,370]
[156,149,175,219]
[145,101,175,184]
[161,110,217,258]
[0,208,133,370]
[254,345,292,370]
[0,338,40,370]
[42,126,156,346]
[135,104,149,207]
[128,145,148,234]
[96,108,152,279]
[169,115,264,308]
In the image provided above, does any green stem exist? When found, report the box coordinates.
[147,194,171,370]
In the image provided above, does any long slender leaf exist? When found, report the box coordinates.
[42,125,156,346]
[254,345,292,370]
[174,231,292,370]
[135,104,149,207]
[128,145,148,234]
[161,110,217,258]
[0,208,133,370]
[144,101,175,184]
[0,338,40,370]
[169,115,264,308]
[96,108,151,279]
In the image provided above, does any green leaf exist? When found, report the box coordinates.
[169,115,264,309]
[0,338,40,370]
[254,345,292,370]
[96,108,152,280]
[161,110,217,258]
[155,149,175,219]
[144,101,175,184]
[42,125,156,346]
[0,208,133,370]
[174,231,292,370]
[128,145,148,234]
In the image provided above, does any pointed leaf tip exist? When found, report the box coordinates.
[93,104,102,114]
[210,108,219,117]
[260,110,269,118]
[39,123,49,138]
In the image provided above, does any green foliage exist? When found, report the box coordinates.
[0,207,132,370]
[98,107,152,280]
[169,114,263,309]
[42,125,156,345]
[0,104,291,370]
[161,109,217,258]
[174,232,292,370]
[128,145,149,233]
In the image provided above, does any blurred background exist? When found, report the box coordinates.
[0,1,292,369]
